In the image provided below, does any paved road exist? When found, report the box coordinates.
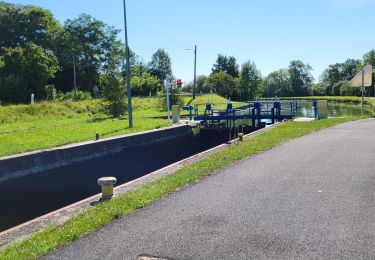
[45,119,375,260]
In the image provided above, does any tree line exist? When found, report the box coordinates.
[185,49,375,100]
[1,2,374,108]
[0,2,175,107]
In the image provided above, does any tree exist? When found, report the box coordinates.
[0,2,60,51]
[196,75,210,93]
[148,48,172,83]
[212,54,239,78]
[239,61,263,100]
[100,74,126,117]
[54,14,123,92]
[363,50,375,67]
[341,59,362,80]
[320,59,361,95]
[207,72,238,99]
[100,44,126,117]
[131,72,160,96]
[0,43,59,103]
[263,69,291,97]
[288,60,313,96]
[158,83,183,110]
[311,82,330,96]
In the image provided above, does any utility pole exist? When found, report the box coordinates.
[73,55,77,89]
[193,44,197,99]
[123,0,133,128]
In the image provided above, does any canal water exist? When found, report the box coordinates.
[282,100,371,118]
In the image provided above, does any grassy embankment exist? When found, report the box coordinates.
[0,94,227,157]
[0,115,368,260]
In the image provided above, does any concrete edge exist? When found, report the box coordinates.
[0,124,186,161]
[0,123,196,183]
[0,122,281,251]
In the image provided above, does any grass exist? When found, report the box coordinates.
[0,115,367,259]
[0,94,226,157]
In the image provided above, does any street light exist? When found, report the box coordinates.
[123,0,133,128]
[185,45,197,99]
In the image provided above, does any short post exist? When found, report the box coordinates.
[254,101,261,127]
[172,105,180,124]
[238,132,244,142]
[97,177,117,200]
[95,133,100,140]
[313,100,317,118]
[251,107,255,128]
[183,106,193,121]
[31,93,34,104]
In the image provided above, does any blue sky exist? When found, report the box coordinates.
[6,0,375,83]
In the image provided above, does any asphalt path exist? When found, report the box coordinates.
[44,118,375,259]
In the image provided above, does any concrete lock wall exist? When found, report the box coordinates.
[0,125,191,183]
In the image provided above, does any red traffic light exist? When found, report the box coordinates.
[176,79,182,88]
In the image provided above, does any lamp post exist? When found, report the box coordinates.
[186,45,197,99]
[123,0,133,128]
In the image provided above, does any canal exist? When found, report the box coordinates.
[0,128,232,232]
[286,100,371,117]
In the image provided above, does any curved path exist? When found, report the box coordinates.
[45,119,375,259]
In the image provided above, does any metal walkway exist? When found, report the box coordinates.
[184,100,298,129]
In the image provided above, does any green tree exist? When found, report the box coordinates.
[207,72,238,99]
[0,2,60,51]
[311,82,330,96]
[264,69,291,97]
[148,48,172,83]
[288,60,313,96]
[239,61,262,100]
[196,75,210,93]
[100,74,126,117]
[0,43,59,103]
[158,84,183,110]
[212,54,239,78]
[54,14,123,92]
[131,72,160,96]
[100,44,126,117]
[363,50,375,67]
[320,59,361,95]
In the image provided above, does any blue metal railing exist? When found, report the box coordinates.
[183,100,297,128]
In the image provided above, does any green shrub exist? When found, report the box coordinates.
[56,89,92,101]
[158,86,183,110]
[100,74,127,117]
[45,84,57,101]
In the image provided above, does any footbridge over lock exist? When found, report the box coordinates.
[183,100,298,139]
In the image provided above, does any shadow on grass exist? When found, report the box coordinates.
[86,116,111,123]
[186,98,194,106]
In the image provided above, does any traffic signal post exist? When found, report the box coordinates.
[165,80,170,122]
[177,79,182,88]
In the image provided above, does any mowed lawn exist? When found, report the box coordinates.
[0,94,227,157]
